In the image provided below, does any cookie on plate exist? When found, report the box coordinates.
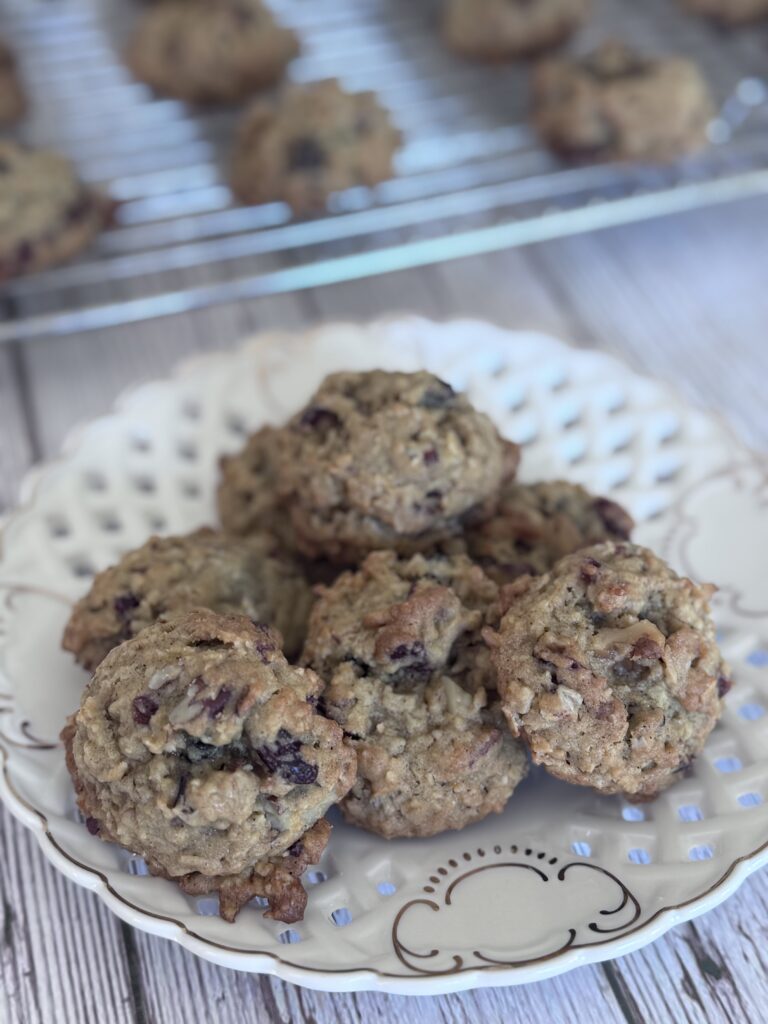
[442,0,590,61]
[62,527,314,669]
[302,551,528,837]
[488,542,730,800]
[461,480,634,584]
[63,610,356,921]
[532,41,715,161]
[0,141,112,280]
[681,0,768,23]
[218,426,291,541]
[0,38,26,125]
[265,370,518,563]
[126,0,299,103]
[230,79,401,213]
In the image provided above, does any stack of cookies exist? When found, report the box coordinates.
[62,369,731,924]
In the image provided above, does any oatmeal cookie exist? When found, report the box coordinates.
[532,41,715,161]
[0,39,25,125]
[0,141,112,280]
[681,0,768,22]
[230,79,401,213]
[463,480,633,584]
[443,0,590,61]
[217,426,291,541]
[62,528,313,669]
[303,551,528,837]
[488,542,730,799]
[126,0,299,103]
[273,370,518,563]
[64,610,356,896]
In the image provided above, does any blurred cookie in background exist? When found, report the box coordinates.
[231,80,402,214]
[681,0,768,23]
[442,0,590,61]
[126,0,299,103]
[0,38,26,125]
[532,41,715,162]
[0,141,114,280]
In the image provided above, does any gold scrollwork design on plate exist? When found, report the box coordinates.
[392,845,641,975]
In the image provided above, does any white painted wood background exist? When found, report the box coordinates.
[1,198,768,1024]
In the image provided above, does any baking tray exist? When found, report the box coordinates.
[1,0,767,341]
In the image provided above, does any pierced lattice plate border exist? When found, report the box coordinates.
[1,317,767,995]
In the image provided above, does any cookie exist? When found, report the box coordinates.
[230,79,402,213]
[0,39,25,125]
[0,141,112,280]
[269,370,518,563]
[532,42,715,161]
[443,0,590,61]
[681,0,768,23]
[151,818,331,923]
[126,0,299,103]
[62,528,313,669]
[461,480,634,584]
[302,551,528,837]
[64,610,356,912]
[488,542,730,799]
[217,426,291,541]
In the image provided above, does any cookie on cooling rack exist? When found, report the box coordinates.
[62,527,314,669]
[532,41,715,161]
[230,79,402,213]
[681,0,768,23]
[458,480,634,584]
[442,0,590,61]
[0,38,25,125]
[302,550,528,838]
[63,609,356,922]
[243,370,518,564]
[126,0,299,103]
[488,541,731,800]
[0,140,112,280]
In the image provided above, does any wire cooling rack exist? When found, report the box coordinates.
[1,0,767,341]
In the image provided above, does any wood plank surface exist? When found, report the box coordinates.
[2,198,767,1024]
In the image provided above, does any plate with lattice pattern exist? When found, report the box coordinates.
[1,318,766,994]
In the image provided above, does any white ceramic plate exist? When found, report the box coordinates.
[1,318,767,995]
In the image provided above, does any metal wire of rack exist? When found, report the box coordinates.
[1,0,767,342]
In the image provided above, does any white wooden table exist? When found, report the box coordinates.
[2,198,768,1024]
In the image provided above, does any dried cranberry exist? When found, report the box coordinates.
[287,137,327,171]
[423,448,439,466]
[114,592,140,619]
[420,380,456,409]
[132,694,159,725]
[594,498,632,540]
[85,817,100,835]
[580,557,602,584]
[300,407,341,430]
[171,773,188,809]
[287,839,304,858]
[717,675,733,699]
[202,687,231,718]
[255,728,318,785]
[389,641,431,677]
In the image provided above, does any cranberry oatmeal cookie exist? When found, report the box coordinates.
[0,141,112,280]
[533,41,715,161]
[302,551,528,837]
[0,38,25,125]
[62,527,313,669]
[231,79,401,213]
[681,0,768,23]
[63,610,356,921]
[462,480,633,584]
[126,0,299,103]
[271,370,518,563]
[488,542,730,799]
[442,0,590,61]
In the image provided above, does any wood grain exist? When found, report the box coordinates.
[2,200,767,1024]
